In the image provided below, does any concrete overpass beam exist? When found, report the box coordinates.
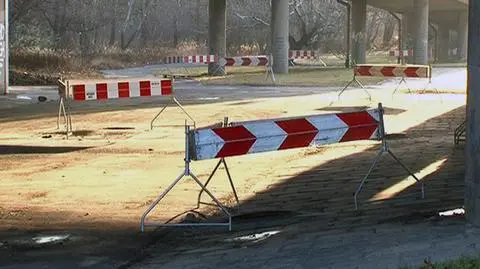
[412,0,429,65]
[208,0,227,76]
[271,0,289,74]
[457,12,468,61]
[352,0,367,65]
[437,24,450,62]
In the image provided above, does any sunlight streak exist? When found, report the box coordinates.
[370,158,447,201]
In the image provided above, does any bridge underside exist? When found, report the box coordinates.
[367,0,467,24]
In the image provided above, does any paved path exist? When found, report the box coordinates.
[129,217,478,269]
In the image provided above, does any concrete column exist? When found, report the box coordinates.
[437,24,450,62]
[208,0,226,76]
[402,13,415,63]
[351,0,367,64]
[271,0,289,74]
[465,0,480,226]
[457,12,468,61]
[412,0,429,65]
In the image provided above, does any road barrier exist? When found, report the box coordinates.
[389,49,413,58]
[218,55,275,82]
[57,77,194,137]
[289,50,327,66]
[159,54,217,78]
[140,103,425,231]
[388,48,434,63]
[338,64,437,100]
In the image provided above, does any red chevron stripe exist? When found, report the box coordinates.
[225,58,235,66]
[214,126,256,158]
[276,119,318,150]
[139,81,151,96]
[96,83,108,100]
[381,67,396,77]
[241,57,251,66]
[73,85,86,101]
[118,82,130,98]
[161,80,172,95]
[337,112,378,142]
[404,67,420,78]
[258,57,268,66]
[355,66,372,76]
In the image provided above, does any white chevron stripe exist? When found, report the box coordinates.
[150,81,162,96]
[307,114,349,146]
[107,83,119,99]
[250,57,260,66]
[193,129,224,160]
[85,84,97,100]
[129,81,140,97]
[243,121,286,154]
[367,109,380,122]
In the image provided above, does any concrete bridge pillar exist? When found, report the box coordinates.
[208,0,227,76]
[437,24,450,62]
[402,13,416,63]
[412,0,429,65]
[271,0,289,74]
[352,0,367,65]
[465,0,480,227]
[457,11,468,61]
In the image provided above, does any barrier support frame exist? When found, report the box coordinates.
[391,66,440,97]
[338,74,371,101]
[57,79,73,139]
[265,54,276,83]
[150,96,196,130]
[353,103,425,210]
[140,124,232,232]
[196,117,240,211]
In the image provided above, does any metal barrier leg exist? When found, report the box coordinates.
[196,158,223,208]
[57,97,64,130]
[190,172,232,231]
[196,158,240,211]
[392,77,410,96]
[387,149,425,199]
[354,103,425,210]
[141,125,232,232]
[338,77,366,100]
[338,79,355,100]
[150,97,196,130]
[150,105,168,130]
[354,149,384,210]
[140,171,186,232]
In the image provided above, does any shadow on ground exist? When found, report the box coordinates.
[183,105,467,232]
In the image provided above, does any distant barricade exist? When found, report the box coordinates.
[57,77,194,137]
[289,50,327,66]
[338,64,437,100]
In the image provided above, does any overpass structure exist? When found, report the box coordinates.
[207,0,468,76]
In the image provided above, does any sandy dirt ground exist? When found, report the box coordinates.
[0,74,468,267]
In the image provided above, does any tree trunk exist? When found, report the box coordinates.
[383,17,395,48]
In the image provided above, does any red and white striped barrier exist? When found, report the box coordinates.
[163,55,217,64]
[338,64,434,100]
[354,64,431,79]
[289,50,317,60]
[389,49,413,57]
[57,78,194,137]
[221,56,270,66]
[67,79,173,101]
[140,103,425,231]
[191,110,380,160]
